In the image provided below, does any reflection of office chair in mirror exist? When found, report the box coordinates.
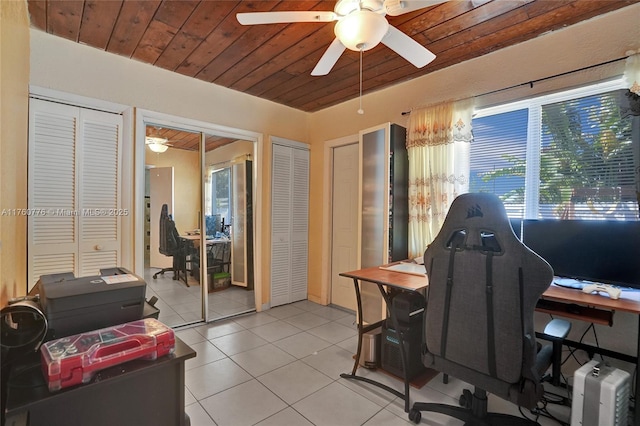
[153,204,184,281]
[409,193,569,425]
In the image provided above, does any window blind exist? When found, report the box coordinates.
[470,108,529,218]
[540,91,636,220]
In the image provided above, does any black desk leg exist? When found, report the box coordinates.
[340,279,404,401]
[376,285,412,413]
[352,278,364,376]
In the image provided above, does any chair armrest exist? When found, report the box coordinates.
[543,318,571,340]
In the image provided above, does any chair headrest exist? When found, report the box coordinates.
[432,193,517,252]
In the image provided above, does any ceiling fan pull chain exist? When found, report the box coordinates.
[358,47,364,115]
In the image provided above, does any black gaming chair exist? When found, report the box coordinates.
[153,204,184,280]
[409,193,568,425]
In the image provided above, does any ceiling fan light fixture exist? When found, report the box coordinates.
[146,136,169,153]
[335,10,389,52]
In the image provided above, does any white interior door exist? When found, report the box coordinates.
[149,167,173,269]
[271,142,309,307]
[330,143,359,311]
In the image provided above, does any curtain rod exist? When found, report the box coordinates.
[208,160,230,170]
[401,56,628,116]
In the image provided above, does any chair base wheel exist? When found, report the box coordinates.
[408,409,421,424]
[459,389,473,409]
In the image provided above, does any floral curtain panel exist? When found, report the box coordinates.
[407,99,474,258]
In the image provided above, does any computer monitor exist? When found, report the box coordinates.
[205,214,221,237]
[521,219,640,289]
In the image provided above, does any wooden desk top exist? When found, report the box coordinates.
[180,235,230,248]
[341,264,640,315]
[181,235,229,241]
[339,264,428,292]
[543,283,640,315]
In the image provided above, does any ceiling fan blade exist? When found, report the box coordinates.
[237,11,336,25]
[381,25,436,68]
[383,0,449,16]
[311,38,346,76]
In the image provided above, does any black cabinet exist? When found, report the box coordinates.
[4,339,195,426]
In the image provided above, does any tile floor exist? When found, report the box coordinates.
[176,300,571,426]
[144,268,256,327]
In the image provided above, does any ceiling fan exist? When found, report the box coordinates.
[236,0,451,76]
[145,127,173,153]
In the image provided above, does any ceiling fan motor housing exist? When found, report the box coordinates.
[335,0,386,16]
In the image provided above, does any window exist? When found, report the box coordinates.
[471,80,638,220]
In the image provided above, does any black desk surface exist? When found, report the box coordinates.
[4,338,195,421]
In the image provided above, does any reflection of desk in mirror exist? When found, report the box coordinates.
[179,236,231,284]
[205,238,231,275]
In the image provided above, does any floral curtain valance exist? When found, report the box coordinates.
[407,99,474,148]
[407,102,453,148]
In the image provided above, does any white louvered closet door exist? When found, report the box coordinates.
[28,101,79,287]
[28,99,122,290]
[270,143,309,307]
[290,148,309,302]
[78,110,122,276]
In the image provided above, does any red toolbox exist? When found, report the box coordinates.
[41,318,175,392]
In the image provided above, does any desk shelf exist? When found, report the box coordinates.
[536,299,614,326]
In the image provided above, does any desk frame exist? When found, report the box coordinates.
[340,267,640,424]
[339,266,428,413]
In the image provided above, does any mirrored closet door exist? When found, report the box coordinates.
[204,135,255,320]
[140,115,257,326]
[144,124,204,326]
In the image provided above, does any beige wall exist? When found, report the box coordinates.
[205,140,254,169]
[29,30,308,140]
[1,0,29,305]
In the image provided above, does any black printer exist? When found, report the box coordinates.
[38,267,147,339]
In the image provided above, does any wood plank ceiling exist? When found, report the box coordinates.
[28,0,636,113]
[146,125,237,152]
